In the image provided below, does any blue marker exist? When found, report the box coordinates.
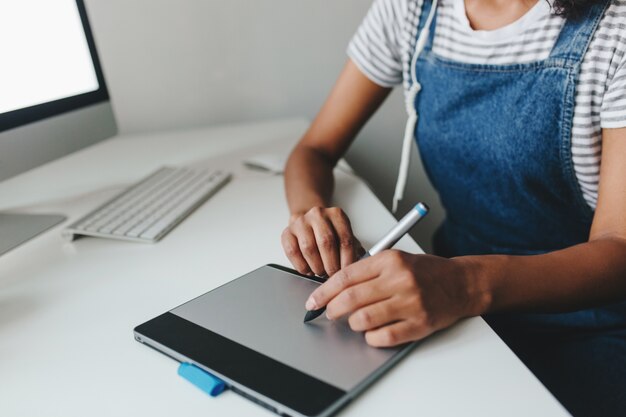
[303,202,429,322]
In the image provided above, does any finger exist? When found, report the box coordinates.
[326,278,395,320]
[348,298,400,332]
[326,208,357,268]
[306,255,380,310]
[365,320,429,347]
[291,221,325,276]
[281,229,312,275]
[310,216,340,276]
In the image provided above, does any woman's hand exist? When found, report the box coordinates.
[281,206,364,277]
[305,250,490,347]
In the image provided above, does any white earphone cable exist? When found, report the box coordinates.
[392,0,438,213]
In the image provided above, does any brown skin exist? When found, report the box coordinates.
[282,61,390,277]
[465,0,539,30]
[284,3,626,348]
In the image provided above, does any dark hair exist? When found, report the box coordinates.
[551,0,606,18]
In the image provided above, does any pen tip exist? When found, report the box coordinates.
[303,311,315,323]
[303,308,325,323]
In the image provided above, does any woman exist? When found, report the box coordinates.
[281,0,626,416]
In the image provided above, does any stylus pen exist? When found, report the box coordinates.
[303,202,429,323]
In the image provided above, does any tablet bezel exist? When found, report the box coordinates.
[134,264,416,417]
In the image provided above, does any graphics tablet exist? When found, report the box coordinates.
[134,264,417,417]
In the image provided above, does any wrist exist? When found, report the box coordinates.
[289,203,328,223]
[289,208,320,224]
[289,211,307,222]
[452,255,497,316]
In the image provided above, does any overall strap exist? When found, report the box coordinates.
[417,0,435,34]
[417,0,436,53]
[549,0,611,63]
[394,0,438,212]
[405,0,437,88]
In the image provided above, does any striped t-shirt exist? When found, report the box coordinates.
[348,0,626,209]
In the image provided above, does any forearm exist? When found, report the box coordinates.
[283,60,391,218]
[284,144,336,216]
[460,237,626,315]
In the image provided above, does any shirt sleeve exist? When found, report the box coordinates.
[347,0,409,87]
[601,57,626,128]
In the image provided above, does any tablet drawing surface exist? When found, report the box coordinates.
[171,265,401,391]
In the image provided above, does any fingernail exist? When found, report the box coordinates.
[325,312,332,321]
[305,297,317,310]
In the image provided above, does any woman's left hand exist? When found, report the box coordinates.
[305,250,489,347]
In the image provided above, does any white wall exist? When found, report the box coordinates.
[85,0,444,252]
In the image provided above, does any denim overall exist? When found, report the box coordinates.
[412,1,626,415]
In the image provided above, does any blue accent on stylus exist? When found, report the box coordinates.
[178,363,226,397]
[415,203,429,216]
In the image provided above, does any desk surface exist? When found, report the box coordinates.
[0,119,568,416]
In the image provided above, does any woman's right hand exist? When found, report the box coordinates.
[281,206,364,277]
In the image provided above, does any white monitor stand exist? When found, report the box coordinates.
[0,213,66,256]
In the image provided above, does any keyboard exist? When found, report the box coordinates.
[64,167,231,243]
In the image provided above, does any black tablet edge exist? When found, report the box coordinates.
[134,312,347,417]
[267,263,326,284]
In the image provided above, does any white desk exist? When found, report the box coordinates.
[0,119,568,417]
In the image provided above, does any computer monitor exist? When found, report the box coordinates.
[0,0,117,255]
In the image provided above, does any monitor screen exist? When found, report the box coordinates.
[0,0,109,132]
[0,0,116,251]
[0,0,99,115]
